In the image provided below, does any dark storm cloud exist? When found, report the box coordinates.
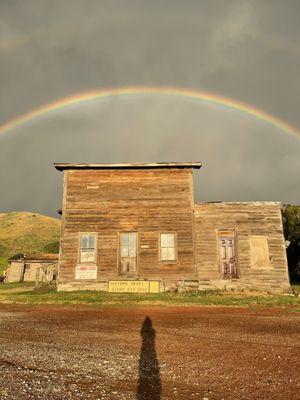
[1,0,300,122]
[0,98,299,216]
[0,0,299,215]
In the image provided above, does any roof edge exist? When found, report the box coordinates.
[54,162,202,171]
[195,201,282,206]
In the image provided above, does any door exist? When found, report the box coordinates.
[119,232,137,275]
[219,237,237,278]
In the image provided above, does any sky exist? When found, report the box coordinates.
[0,0,299,217]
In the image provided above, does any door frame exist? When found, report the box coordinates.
[217,229,239,279]
[117,231,139,277]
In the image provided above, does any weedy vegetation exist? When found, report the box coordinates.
[0,257,8,275]
[0,282,299,309]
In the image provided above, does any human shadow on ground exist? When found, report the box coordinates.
[136,316,161,400]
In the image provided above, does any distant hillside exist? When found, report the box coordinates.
[0,212,61,273]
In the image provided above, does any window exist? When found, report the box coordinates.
[120,233,137,258]
[160,233,176,261]
[79,234,97,263]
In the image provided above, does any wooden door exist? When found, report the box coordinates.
[219,237,237,278]
[119,233,137,275]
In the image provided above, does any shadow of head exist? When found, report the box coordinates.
[136,317,161,400]
[141,316,155,337]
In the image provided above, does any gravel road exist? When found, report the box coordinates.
[0,304,299,400]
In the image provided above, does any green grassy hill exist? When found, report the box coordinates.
[0,212,61,274]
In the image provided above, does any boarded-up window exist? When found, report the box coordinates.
[249,235,271,269]
[160,233,176,261]
[80,234,97,263]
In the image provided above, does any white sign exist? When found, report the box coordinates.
[75,265,97,280]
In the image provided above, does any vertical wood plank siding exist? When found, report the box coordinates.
[58,168,196,283]
[194,202,290,291]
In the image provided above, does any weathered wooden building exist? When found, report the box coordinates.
[6,253,58,283]
[55,162,290,293]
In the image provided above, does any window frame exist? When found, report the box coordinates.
[158,232,178,263]
[119,232,137,259]
[78,232,98,265]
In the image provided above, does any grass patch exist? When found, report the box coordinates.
[291,283,300,294]
[0,257,8,275]
[0,283,299,308]
[0,282,33,291]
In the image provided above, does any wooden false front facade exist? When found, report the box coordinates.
[55,162,290,293]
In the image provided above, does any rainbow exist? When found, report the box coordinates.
[0,86,299,138]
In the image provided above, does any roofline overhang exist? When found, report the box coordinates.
[54,162,202,171]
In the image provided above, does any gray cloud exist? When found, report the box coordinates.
[0,0,299,216]
[0,97,299,216]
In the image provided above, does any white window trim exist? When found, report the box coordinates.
[159,232,177,262]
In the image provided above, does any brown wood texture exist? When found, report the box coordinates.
[194,202,290,290]
[6,260,57,283]
[58,168,196,282]
[5,261,24,283]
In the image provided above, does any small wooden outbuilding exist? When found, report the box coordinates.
[55,162,290,293]
[6,253,58,283]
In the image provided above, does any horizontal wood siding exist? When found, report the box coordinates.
[194,202,290,290]
[59,169,195,282]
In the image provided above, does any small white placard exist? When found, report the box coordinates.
[75,265,97,280]
[87,185,99,190]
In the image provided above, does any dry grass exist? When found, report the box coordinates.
[0,212,60,265]
[0,282,299,309]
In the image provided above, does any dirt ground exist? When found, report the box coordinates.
[0,305,299,400]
